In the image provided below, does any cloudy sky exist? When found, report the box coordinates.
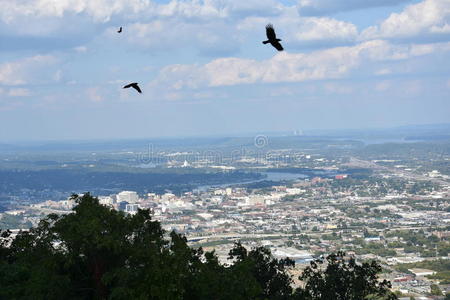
[1,0,449,140]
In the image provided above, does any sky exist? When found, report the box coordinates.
[0,0,450,141]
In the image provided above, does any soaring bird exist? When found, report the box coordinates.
[123,82,142,93]
[117,26,122,33]
[262,24,283,51]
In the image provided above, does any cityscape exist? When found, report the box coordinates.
[1,128,449,299]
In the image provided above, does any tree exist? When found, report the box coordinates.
[229,242,295,299]
[430,284,442,296]
[0,194,291,299]
[294,252,397,300]
[1,193,205,299]
[1,193,398,300]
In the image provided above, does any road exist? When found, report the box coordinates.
[186,225,440,243]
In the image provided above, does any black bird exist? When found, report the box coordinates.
[262,24,283,51]
[123,82,142,93]
[117,26,122,33]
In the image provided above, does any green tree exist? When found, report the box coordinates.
[294,252,397,300]
[430,284,442,296]
[0,194,292,299]
[229,242,295,299]
[0,193,398,300]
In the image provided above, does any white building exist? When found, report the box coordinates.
[125,203,139,214]
[286,188,305,195]
[408,268,436,277]
[117,191,139,203]
[428,170,441,178]
[98,196,115,207]
[246,195,266,206]
[161,193,176,202]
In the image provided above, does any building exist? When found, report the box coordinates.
[286,188,305,195]
[408,268,436,277]
[246,195,266,206]
[98,196,115,207]
[161,193,176,202]
[125,204,139,214]
[117,191,139,203]
[60,198,76,210]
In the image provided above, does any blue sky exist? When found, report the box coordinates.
[0,0,449,140]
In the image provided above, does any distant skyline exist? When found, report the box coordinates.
[1,0,450,140]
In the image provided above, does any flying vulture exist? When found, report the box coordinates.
[262,24,283,51]
[123,82,142,94]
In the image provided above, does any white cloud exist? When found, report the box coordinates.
[0,0,152,23]
[74,46,88,53]
[294,17,357,43]
[361,0,450,40]
[297,0,412,16]
[152,40,450,88]
[324,83,353,94]
[0,0,283,24]
[403,79,424,95]
[8,88,31,97]
[239,14,358,48]
[375,80,392,91]
[123,19,239,55]
[375,68,392,76]
[0,0,362,59]
[1,0,359,53]
[0,55,58,85]
[86,87,104,102]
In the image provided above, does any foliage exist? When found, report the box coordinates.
[0,194,396,299]
[0,169,262,197]
[294,252,397,300]
[430,284,442,296]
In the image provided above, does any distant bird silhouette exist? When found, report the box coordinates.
[263,24,283,51]
[117,27,122,33]
[123,82,142,93]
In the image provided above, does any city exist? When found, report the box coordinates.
[2,131,449,299]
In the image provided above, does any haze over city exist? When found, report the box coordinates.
[1,0,449,141]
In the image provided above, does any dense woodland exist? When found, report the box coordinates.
[0,194,397,299]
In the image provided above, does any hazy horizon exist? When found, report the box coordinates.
[0,122,448,145]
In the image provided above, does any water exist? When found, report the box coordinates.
[195,171,308,192]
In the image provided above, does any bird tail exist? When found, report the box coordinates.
[262,40,270,44]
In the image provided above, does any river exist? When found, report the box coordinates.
[194,171,309,192]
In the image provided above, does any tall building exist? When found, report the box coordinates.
[117,191,139,203]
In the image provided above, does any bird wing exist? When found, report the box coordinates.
[271,41,284,51]
[132,84,142,93]
[266,24,277,40]
[123,83,135,89]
